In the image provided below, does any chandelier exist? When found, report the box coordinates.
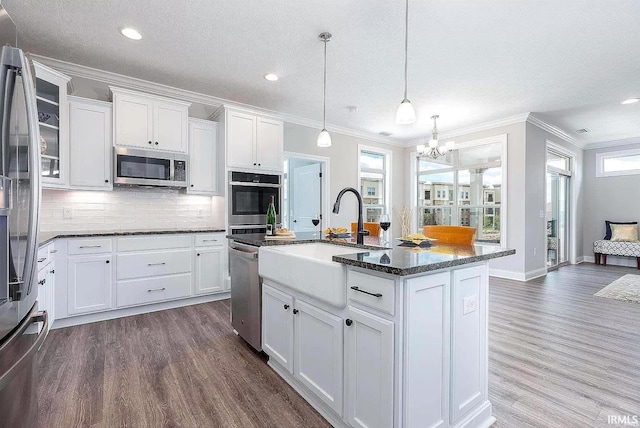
[417,115,455,159]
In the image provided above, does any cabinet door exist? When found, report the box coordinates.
[346,306,394,428]
[114,93,153,148]
[226,111,256,169]
[37,267,48,321]
[47,261,56,323]
[450,265,487,423]
[153,101,188,152]
[294,300,343,416]
[256,117,283,172]
[67,255,112,315]
[69,99,112,189]
[188,120,218,193]
[34,61,70,188]
[194,248,224,294]
[262,284,294,373]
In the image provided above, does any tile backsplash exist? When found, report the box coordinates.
[41,188,225,232]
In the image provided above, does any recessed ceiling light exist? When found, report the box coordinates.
[264,73,279,81]
[621,98,640,105]
[120,27,142,40]
[378,131,393,137]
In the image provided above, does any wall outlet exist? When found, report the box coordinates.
[463,295,477,315]
[63,207,73,219]
[539,210,545,219]
[196,209,204,218]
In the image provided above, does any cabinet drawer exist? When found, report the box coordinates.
[117,235,192,252]
[194,233,225,247]
[116,274,191,307]
[37,245,49,268]
[68,238,113,255]
[348,271,396,315]
[116,249,191,280]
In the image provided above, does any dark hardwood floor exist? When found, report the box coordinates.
[37,263,640,428]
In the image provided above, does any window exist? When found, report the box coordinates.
[596,148,640,177]
[417,139,504,244]
[359,147,391,223]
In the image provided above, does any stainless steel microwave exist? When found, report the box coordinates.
[113,147,187,187]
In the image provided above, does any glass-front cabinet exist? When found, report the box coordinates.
[33,61,70,188]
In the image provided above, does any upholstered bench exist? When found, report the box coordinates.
[593,240,640,269]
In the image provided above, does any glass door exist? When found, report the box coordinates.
[35,78,61,180]
[546,150,571,269]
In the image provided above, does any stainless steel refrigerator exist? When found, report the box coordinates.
[0,3,47,428]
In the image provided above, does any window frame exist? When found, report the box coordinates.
[412,134,508,246]
[358,145,392,226]
[595,148,640,178]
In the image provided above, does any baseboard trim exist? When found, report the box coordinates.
[575,256,585,264]
[451,400,495,428]
[489,267,548,282]
[52,292,230,329]
[583,255,639,268]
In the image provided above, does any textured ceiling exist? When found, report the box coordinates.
[4,0,640,145]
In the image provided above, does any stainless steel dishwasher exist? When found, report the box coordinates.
[229,241,262,351]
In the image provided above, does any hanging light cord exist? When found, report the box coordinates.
[403,0,409,101]
[323,38,327,128]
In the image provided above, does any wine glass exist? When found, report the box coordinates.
[379,214,391,246]
[312,214,321,238]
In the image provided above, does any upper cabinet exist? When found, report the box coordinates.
[111,87,190,153]
[188,118,219,195]
[33,61,71,189]
[223,109,283,173]
[68,97,112,190]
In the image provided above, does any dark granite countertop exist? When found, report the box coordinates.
[39,228,226,247]
[332,244,515,276]
[228,233,515,276]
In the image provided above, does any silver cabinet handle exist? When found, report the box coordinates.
[49,249,58,254]
[147,262,166,266]
[37,258,46,263]
[79,245,102,249]
[147,287,166,293]
[202,239,218,242]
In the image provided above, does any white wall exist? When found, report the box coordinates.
[40,188,224,233]
[582,140,640,267]
[283,123,405,237]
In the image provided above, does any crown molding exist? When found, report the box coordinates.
[30,54,402,148]
[583,136,640,151]
[405,113,531,148]
[525,114,581,147]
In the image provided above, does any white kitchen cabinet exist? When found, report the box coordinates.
[194,247,224,294]
[294,300,344,416]
[67,255,112,315]
[68,97,112,190]
[345,306,394,428]
[34,61,71,189]
[262,284,294,373]
[188,119,218,194]
[255,117,284,171]
[111,87,190,153]
[224,109,283,172]
[450,265,487,424]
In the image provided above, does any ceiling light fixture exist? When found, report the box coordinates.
[621,98,640,105]
[120,27,142,40]
[264,73,279,81]
[395,0,416,125]
[417,115,454,159]
[317,32,332,148]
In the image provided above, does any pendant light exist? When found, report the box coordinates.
[396,0,416,125]
[317,32,332,147]
[417,115,455,159]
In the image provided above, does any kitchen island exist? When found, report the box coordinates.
[233,233,513,428]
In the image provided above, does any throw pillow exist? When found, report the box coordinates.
[605,220,637,240]
[610,224,639,242]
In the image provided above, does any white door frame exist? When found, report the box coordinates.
[284,151,331,230]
